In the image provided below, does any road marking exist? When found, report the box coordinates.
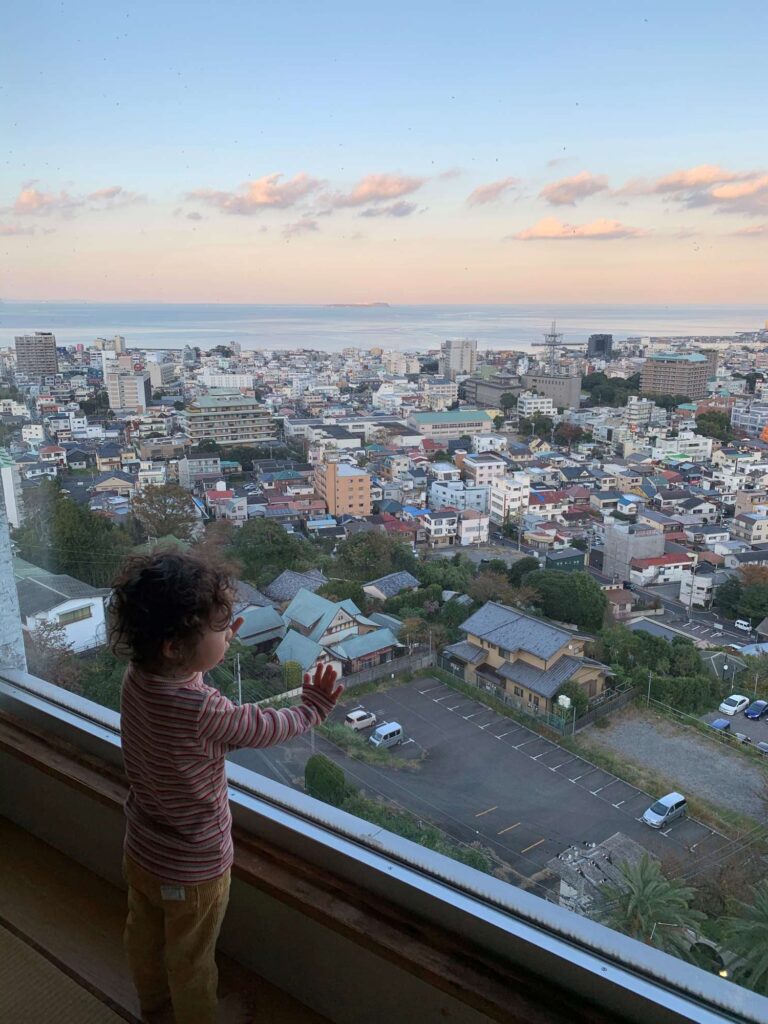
[478,722,494,730]
[463,711,484,719]
[661,828,673,836]
[520,838,546,854]
[433,696,450,703]
[447,704,464,711]
[401,738,415,746]
[569,774,584,782]
[497,822,520,835]
[531,750,553,760]
[475,805,498,817]
[419,685,443,694]
[493,732,511,739]
[514,738,539,749]
[591,780,618,794]
[612,800,626,808]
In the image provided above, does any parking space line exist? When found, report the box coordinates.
[463,711,485,719]
[493,732,511,739]
[419,685,444,694]
[446,704,464,711]
[478,722,495,730]
[531,748,555,760]
[497,822,520,835]
[433,696,451,703]
[591,779,619,795]
[520,838,546,854]
[475,805,498,817]
[612,800,626,808]
[514,738,540,749]
[569,774,584,782]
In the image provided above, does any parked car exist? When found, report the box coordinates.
[718,694,750,716]
[744,700,768,720]
[344,708,377,731]
[757,741,768,756]
[710,718,731,732]
[642,792,687,829]
[734,619,752,633]
[369,721,404,749]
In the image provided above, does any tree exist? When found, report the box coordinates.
[695,411,733,443]
[305,754,352,807]
[553,423,583,448]
[24,620,81,692]
[335,532,416,581]
[317,579,366,607]
[493,415,505,430]
[417,555,476,592]
[282,660,303,689]
[467,571,516,605]
[554,679,588,718]
[715,575,742,618]
[600,854,704,960]
[507,556,540,587]
[227,519,321,587]
[194,438,222,453]
[132,484,199,542]
[722,879,768,994]
[500,392,517,412]
[525,570,606,632]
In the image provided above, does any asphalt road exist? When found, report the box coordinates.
[229,678,735,886]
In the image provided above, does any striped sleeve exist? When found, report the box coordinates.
[197,685,336,758]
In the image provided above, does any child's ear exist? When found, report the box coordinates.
[162,637,180,663]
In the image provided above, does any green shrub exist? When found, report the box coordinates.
[304,754,352,806]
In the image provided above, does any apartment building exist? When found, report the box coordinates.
[148,361,179,388]
[184,394,276,446]
[106,370,151,414]
[313,461,372,516]
[730,399,768,437]
[429,479,489,513]
[489,473,531,526]
[640,352,709,400]
[460,452,506,487]
[14,332,58,378]
[423,509,459,547]
[731,513,768,545]
[438,338,477,379]
[517,391,556,418]
[471,433,507,454]
[457,508,490,546]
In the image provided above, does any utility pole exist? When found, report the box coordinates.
[646,670,653,708]
[235,653,242,706]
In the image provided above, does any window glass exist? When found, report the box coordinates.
[3,2,768,1014]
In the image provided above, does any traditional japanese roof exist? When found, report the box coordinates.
[328,628,401,662]
[262,568,327,603]
[363,571,420,598]
[459,602,572,660]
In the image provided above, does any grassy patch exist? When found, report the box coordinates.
[317,721,423,771]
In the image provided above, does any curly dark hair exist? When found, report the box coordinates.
[108,548,235,671]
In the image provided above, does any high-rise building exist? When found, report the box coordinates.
[106,370,151,413]
[640,352,709,400]
[14,332,58,378]
[439,338,477,380]
[314,460,372,517]
[587,334,613,359]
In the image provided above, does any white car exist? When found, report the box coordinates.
[343,708,377,731]
[718,694,750,716]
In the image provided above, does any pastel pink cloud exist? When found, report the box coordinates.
[466,177,520,206]
[11,184,143,216]
[732,224,768,236]
[654,164,746,192]
[539,171,609,206]
[0,223,35,236]
[282,217,319,239]
[326,173,426,208]
[189,173,323,214]
[513,216,646,240]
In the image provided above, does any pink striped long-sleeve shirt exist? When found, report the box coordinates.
[120,664,335,883]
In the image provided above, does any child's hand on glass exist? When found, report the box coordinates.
[303,662,344,704]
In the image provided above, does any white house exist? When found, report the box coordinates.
[14,558,108,652]
[458,508,490,545]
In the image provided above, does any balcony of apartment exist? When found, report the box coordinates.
[1,664,767,1024]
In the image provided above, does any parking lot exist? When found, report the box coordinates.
[702,703,768,747]
[233,677,734,883]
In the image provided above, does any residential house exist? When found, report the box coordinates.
[423,508,459,547]
[443,601,612,714]
[457,508,490,546]
[629,553,694,586]
[237,606,287,651]
[363,571,420,603]
[731,513,768,545]
[527,489,569,522]
[14,557,107,652]
[263,569,328,608]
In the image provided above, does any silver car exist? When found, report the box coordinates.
[642,792,687,829]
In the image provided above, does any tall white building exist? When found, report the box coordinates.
[0,451,24,528]
[438,338,477,380]
[517,391,555,418]
[106,370,151,413]
[489,473,531,526]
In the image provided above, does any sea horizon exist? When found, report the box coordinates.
[1,301,765,353]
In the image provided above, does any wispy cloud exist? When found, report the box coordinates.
[466,177,519,206]
[731,223,768,236]
[282,217,319,239]
[511,216,646,241]
[11,183,144,217]
[325,172,426,209]
[186,211,203,221]
[616,163,768,215]
[189,173,323,214]
[540,171,609,206]
[359,201,418,218]
[0,223,35,236]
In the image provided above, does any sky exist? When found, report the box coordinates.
[1,1,767,304]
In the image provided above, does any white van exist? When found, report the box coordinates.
[369,722,403,749]
[642,792,687,829]
[734,619,752,632]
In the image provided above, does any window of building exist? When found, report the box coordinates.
[57,606,93,626]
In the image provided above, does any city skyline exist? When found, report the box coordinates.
[2,3,767,304]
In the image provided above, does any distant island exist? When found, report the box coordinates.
[324,302,390,308]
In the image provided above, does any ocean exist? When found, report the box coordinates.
[0,302,765,353]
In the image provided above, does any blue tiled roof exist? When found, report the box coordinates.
[459,602,571,660]
[363,571,420,597]
[238,606,286,644]
[329,628,401,661]
[274,630,324,670]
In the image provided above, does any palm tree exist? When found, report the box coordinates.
[600,854,705,960]
[722,879,768,994]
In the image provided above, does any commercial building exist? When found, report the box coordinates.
[731,399,768,437]
[184,394,276,447]
[148,362,179,389]
[407,409,494,441]
[521,372,582,411]
[587,334,613,359]
[106,370,151,414]
[313,461,372,517]
[459,452,506,487]
[438,338,477,380]
[640,352,709,400]
[14,332,58,378]
[460,375,521,409]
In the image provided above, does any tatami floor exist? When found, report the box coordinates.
[0,816,329,1024]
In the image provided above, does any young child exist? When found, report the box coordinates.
[109,549,342,1024]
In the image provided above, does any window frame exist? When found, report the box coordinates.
[0,666,764,1024]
